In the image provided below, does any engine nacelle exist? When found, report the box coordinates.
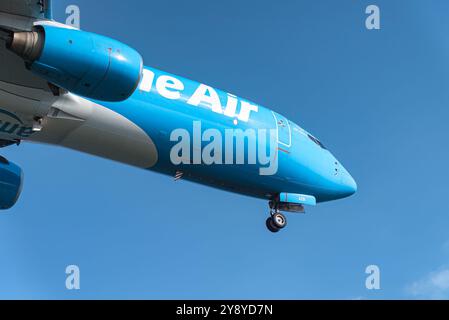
[7,25,143,102]
[0,157,23,210]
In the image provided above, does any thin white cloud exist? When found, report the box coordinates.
[406,268,449,299]
[350,296,365,300]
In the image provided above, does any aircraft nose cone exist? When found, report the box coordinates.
[339,170,357,197]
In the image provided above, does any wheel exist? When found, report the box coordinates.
[266,217,280,233]
[272,212,287,229]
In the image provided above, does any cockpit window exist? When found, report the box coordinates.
[307,134,326,149]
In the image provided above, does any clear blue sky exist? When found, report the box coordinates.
[1,0,449,299]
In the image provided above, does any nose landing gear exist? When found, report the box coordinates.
[266,213,287,233]
[266,201,287,233]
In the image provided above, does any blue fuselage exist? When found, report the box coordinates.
[96,66,357,203]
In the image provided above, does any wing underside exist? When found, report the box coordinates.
[0,0,52,21]
[0,0,55,89]
[0,0,55,145]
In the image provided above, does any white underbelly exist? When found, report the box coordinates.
[34,94,159,169]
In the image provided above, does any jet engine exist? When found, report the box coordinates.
[6,25,143,102]
[0,156,23,210]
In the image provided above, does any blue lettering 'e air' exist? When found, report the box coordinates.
[133,68,278,176]
[95,67,281,177]
[0,109,34,138]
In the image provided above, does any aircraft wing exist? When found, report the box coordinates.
[0,0,52,21]
[0,0,55,121]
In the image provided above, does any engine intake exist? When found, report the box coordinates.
[0,156,23,210]
[7,25,143,102]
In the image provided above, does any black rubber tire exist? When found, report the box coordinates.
[272,212,287,229]
[266,217,280,233]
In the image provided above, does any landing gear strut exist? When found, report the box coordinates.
[266,200,287,233]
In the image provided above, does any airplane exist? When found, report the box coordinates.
[0,0,357,233]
